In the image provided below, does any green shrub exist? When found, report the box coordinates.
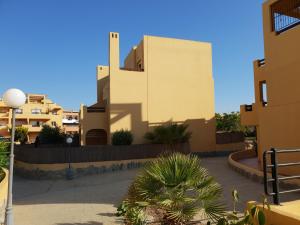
[119,153,224,224]
[216,112,256,137]
[0,168,5,183]
[39,124,65,144]
[112,129,133,145]
[214,189,268,225]
[0,141,9,168]
[14,126,28,144]
[144,123,191,150]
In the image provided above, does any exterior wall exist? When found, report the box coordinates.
[0,94,63,143]
[81,32,216,151]
[240,0,300,173]
[248,201,300,225]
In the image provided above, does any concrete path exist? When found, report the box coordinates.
[13,157,300,225]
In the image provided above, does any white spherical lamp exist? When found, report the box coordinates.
[66,137,73,144]
[3,88,26,108]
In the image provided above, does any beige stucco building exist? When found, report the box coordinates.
[80,32,216,151]
[0,94,63,143]
[241,0,300,173]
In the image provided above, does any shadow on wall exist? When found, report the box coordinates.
[109,103,216,151]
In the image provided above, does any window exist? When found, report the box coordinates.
[15,109,23,114]
[31,109,41,114]
[52,111,58,115]
[30,121,41,127]
[260,81,268,107]
[51,121,57,127]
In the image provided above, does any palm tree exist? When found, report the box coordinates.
[123,153,225,224]
[144,123,192,152]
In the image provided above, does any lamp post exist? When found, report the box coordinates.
[2,88,26,225]
[66,137,74,180]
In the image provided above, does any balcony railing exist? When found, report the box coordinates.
[271,0,300,34]
[263,148,300,205]
[87,107,105,113]
[258,58,265,67]
[245,105,253,112]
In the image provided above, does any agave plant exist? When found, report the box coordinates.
[121,153,225,224]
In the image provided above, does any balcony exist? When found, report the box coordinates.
[0,112,9,118]
[271,0,300,34]
[16,113,51,120]
[22,124,43,132]
[240,104,258,126]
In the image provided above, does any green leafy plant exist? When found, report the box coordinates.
[144,123,191,150]
[216,112,255,137]
[0,140,9,168]
[0,168,5,182]
[14,126,28,144]
[112,129,133,145]
[215,189,269,225]
[119,153,225,224]
[39,124,65,144]
[116,200,146,225]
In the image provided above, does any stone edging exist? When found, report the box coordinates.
[14,159,153,180]
[228,150,300,189]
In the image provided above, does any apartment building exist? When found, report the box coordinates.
[80,32,216,152]
[63,110,79,134]
[0,94,63,143]
[240,0,300,173]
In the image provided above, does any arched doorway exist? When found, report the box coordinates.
[86,129,107,145]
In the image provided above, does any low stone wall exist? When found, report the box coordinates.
[228,150,300,188]
[15,158,153,180]
[0,168,8,225]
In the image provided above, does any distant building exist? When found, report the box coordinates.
[240,0,300,172]
[80,32,216,151]
[0,94,63,143]
[63,110,79,134]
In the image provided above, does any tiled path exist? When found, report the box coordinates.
[13,157,300,225]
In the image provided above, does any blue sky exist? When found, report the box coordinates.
[0,0,264,113]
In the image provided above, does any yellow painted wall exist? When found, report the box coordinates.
[81,32,216,151]
[248,200,300,225]
[240,0,300,173]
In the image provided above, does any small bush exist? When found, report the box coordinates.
[144,123,191,145]
[39,124,65,144]
[119,153,224,224]
[0,168,5,183]
[112,130,133,145]
[0,141,9,168]
[14,127,28,144]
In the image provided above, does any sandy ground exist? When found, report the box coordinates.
[12,157,300,225]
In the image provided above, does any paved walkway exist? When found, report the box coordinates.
[13,157,300,225]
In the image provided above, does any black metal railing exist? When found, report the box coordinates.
[271,0,300,34]
[87,107,105,113]
[258,58,265,67]
[263,148,300,205]
[245,104,253,112]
